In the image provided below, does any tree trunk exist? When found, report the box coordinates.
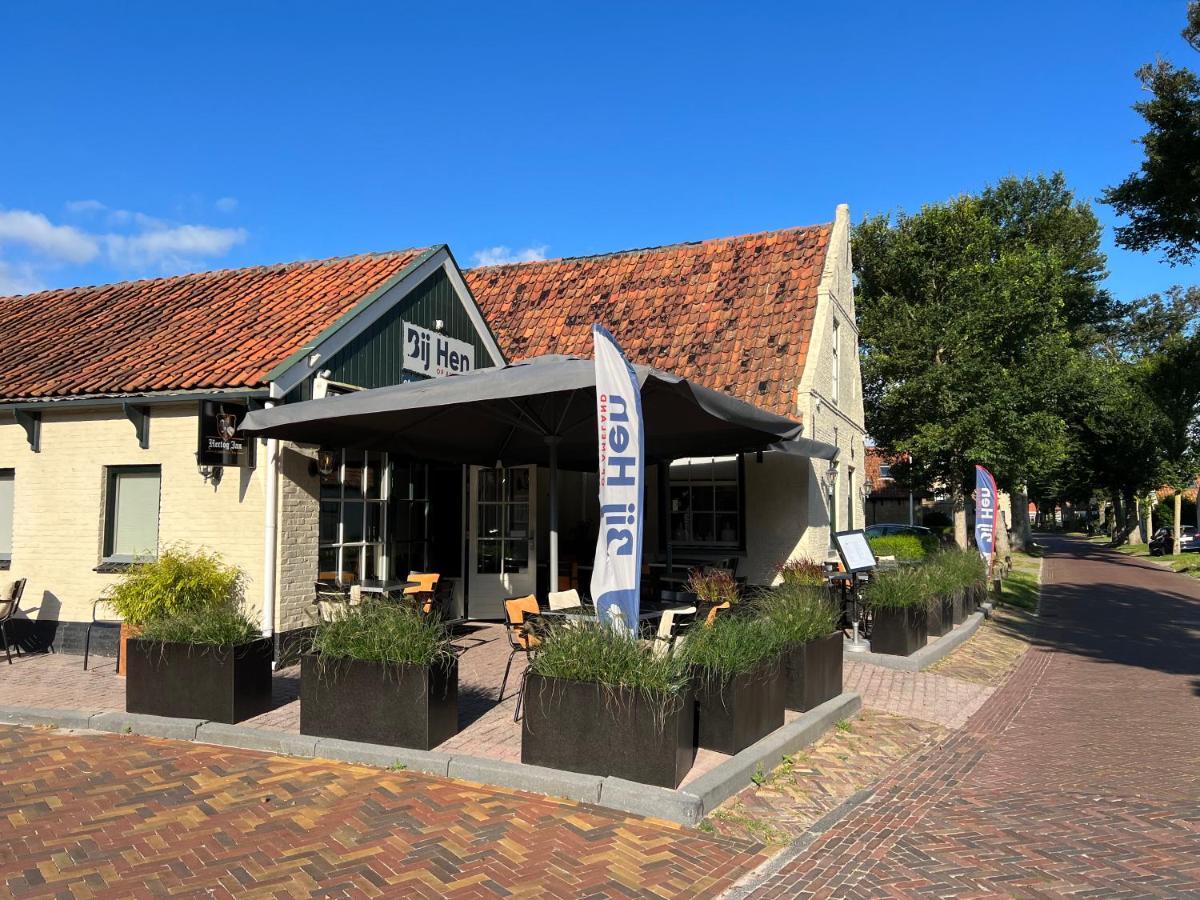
[1011,487,1030,549]
[1111,493,1125,545]
[953,488,969,549]
[1125,492,1143,545]
[1173,491,1183,555]
[1144,493,1154,544]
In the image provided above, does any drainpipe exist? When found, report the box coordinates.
[261,397,279,644]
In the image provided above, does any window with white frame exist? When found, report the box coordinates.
[103,466,161,562]
[831,318,841,406]
[669,456,742,548]
[879,464,892,480]
[475,467,531,574]
[0,470,13,569]
[319,450,387,585]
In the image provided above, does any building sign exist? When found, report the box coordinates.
[197,400,256,468]
[402,322,474,377]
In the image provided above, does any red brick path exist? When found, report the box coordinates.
[751,535,1200,897]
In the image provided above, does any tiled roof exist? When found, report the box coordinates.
[466,225,831,416]
[0,249,430,401]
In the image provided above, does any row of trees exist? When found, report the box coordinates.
[855,4,1200,552]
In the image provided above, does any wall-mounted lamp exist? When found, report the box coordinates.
[198,463,223,485]
[820,460,838,491]
[309,448,339,478]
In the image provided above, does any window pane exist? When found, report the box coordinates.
[365,502,383,542]
[691,485,715,512]
[670,513,690,542]
[364,545,383,582]
[411,503,429,541]
[112,470,160,558]
[364,452,383,500]
[670,486,690,512]
[319,502,339,543]
[318,547,339,582]
[714,484,738,512]
[342,501,365,543]
[320,451,342,499]
[709,456,739,480]
[692,514,715,544]
[477,539,501,574]
[0,472,12,556]
[506,468,530,502]
[412,463,428,500]
[478,468,499,502]
[716,514,739,544]
[342,547,362,584]
[504,540,529,573]
[343,450,364,495]
[480,504,501,539]
[506,505,529,539]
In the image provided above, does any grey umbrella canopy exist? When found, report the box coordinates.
[241,354,820,584]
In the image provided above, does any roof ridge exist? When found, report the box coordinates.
[467,223,832,271]
[0,247,436,303]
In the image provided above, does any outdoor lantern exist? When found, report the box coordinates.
[315,448,338,477]
[822,460,839,491]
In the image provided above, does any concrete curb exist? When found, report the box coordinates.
[0,692,859,828]
[849,611,985,671]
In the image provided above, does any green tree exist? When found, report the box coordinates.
[855,174,1108,546]
[1103,2,1200,263]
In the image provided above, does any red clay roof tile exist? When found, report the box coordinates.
[465,224,831,416]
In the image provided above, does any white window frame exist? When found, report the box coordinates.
[879,464,892,480]
[318,450,389,585]
[103,465,161,564]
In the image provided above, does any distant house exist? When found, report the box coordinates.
[0,206,866,658]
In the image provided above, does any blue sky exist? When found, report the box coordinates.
[0,1,1196,302]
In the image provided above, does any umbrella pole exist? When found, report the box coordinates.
[547,436,559,595]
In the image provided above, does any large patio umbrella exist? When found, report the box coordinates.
[241,354,824,585]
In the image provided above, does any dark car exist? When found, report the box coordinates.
[865,523,933,539]
[1148,525,1200,556]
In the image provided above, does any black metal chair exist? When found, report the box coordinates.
[1,578,27,665]
[83,598,122,671]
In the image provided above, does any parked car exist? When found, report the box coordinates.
[1148,525,1200,556]
[865,523,933,539]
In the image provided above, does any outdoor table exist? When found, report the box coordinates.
[359,580,420,597]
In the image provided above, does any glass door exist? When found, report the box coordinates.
[468,466,536,619]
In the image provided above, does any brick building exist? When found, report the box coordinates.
[0,206,866,656]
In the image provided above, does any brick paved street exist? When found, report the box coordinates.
[748,535,1200,897]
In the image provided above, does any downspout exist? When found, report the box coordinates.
[261,393,280,647]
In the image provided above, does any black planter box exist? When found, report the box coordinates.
[927,595,954,637]
[125,637,274,724]
[781,632,843,712]
[870,606,928,657]
[521,674,695,788]
[693,662,784,755]
[951,590,965,625]
[300,654,457,750]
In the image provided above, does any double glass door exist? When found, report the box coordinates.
[468,466,536,619]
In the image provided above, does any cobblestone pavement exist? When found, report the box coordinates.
[0,724,766,898]
[748,535,1200,897]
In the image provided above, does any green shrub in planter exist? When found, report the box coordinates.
[108,546,245,626]
[755,583,842,712]
[523,623,694,787]
[865,568,929,656]
[867,533,938,561]
[301,602,457,750]
[921,559,958,636]
[679,616,784,753]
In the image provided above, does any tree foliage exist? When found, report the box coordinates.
[854,174,1108,498]
[1103,2,1200,263]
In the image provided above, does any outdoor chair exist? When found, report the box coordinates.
[83,597,121,671]
[650,605,696,657]
[313,580,353,623]
[404,572,441,612]
[1,578,27,665]
[547,588,582,611]
[499,594,542,722]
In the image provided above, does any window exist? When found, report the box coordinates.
[0,470,13,569]
[846,467,855,530]
[669,456,743,548]
[389,462,431,579]
[475,467,531,574]
[319,450,387,584]
[831,319,841,406]
[104,466,161,561]
[878,464,892,480]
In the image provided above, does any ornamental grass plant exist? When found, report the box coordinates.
[678,614,781,686]
[775,558,827,587]
[754,582,839,646]
[529,621,688,697]
[138,602,259,647]
[687,567,741,606]
[309,601,453,668]
[863,566,930,610]
[108,546,245,626]
[867,533,937,561]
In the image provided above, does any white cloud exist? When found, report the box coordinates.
[0,209,99,263]
[65,199,107,215]
[215,196,238,213]
[104,224,248,269]
[0,260,45,296]
[471,244,549,267]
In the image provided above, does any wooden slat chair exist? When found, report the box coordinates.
[499,594,542,722]
[1,578,27,665]
[650,605,697,657]
[547,588,582,611]
[404,572,441,613]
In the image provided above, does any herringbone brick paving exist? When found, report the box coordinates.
[749,535,1200,897]
[0,724,766,898]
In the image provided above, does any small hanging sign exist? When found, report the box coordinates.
[197,400,256,468]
